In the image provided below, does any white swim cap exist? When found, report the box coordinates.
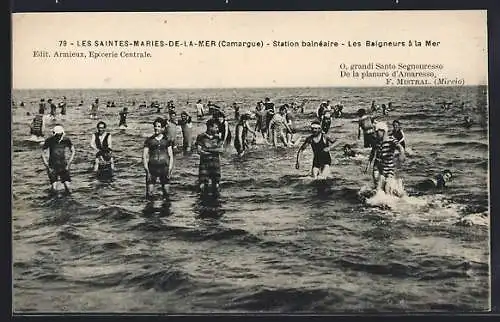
[53,125,64,134]
[374,121,389,133]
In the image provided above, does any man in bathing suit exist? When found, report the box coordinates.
[119,107,128,128]
[90,121,115,173]
[48,99,57,119]
[365,121,405,196]
[30,109,45,138]
[143,118,174,200]
[234,113,256,157]
[42,125,75,195]
[254,101,268,139]
[38,98,46,114]
[296,121,339,179]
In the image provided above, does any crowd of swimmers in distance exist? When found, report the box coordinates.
[22,96,461,199]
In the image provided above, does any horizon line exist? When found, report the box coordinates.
[12,84,488,91]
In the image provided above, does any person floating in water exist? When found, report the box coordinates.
[143,118,174,200]
[416,170,453,191]
[42,125,75,195]
[439,101,453,110]
[357,108,377,148]
[90,121,115,173]
[119,107,128,128]
[178,111,193,153]
[30,109,45,139]
[343,144,357,158]
[391,120,406,150]
[234,113,256,156]
[196,118,224,195]
[365,121,405,196]
[381,104,387,116]
[371,100,377,113]
[296,121,338,179]
[463,116,473,128]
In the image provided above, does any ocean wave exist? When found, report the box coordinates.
[124,267,193,292]
[224,286,333,312]
[442,141,488,150]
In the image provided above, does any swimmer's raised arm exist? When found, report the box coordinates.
[295,138,309,169]
[323,136,339,152]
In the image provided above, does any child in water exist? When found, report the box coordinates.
[463,116,473,128]
[343,144,356,158]
[391,120,406,150]
[320,110,333,134]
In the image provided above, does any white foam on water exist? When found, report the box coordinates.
[351,154,366,162]
[27,135,45,142]
[455,212,489,227]
[362,187,488,227]
[253,136,267,145]
[405,147,415,157]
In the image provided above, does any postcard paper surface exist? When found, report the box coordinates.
[11,11,489,313]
